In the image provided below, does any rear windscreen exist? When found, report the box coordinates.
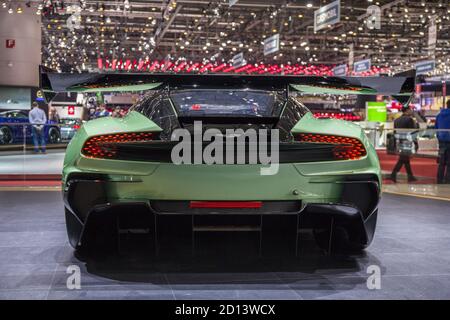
[170,89,285,117]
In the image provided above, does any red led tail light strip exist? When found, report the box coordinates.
[81,132,154,159]
[297,133,367,160]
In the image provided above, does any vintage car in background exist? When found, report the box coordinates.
[0,110,61,145]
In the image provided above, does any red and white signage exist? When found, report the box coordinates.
[68,106,75,115]
[6,39,15,49]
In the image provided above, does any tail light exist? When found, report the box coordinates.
[73,125,80,130]
[297,133,366,160]
[81,132,154,159]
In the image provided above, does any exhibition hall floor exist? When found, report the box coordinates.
[0,191,450,300]
[0,151,64,175]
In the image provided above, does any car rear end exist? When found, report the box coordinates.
[62,105,380,253]
[38,71,413,254]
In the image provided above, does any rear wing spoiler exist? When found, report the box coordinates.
[40,66,416,105]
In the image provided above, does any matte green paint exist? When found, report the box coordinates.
[63,110,381,205]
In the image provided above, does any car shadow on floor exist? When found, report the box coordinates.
[77,233,383,290]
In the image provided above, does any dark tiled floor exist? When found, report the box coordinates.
[1,191,450,300]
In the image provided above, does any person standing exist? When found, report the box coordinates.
[94,104,110,118]
[48,105,60,124]
[389,106,418,182]
[29,102,47,154]
[436,100,450,184]
[112,106,122,118]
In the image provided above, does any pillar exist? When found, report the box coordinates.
[0,2,41,87]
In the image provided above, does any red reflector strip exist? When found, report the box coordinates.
[189,201,262,209]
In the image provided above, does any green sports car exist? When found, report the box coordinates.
[41,71,415,254]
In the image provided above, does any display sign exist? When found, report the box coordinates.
[366,102,387,122]
[232,52,245,68]
[68,106,75,116]
[353,59,371,73]
[35,90,45,102]
[264,34,279,56]
[5,39,15,49]
[415,60,435,75]
[333,64,347,76]
[314,0,341,32]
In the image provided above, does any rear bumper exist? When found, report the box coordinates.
[63,173,380,250]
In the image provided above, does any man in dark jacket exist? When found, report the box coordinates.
[389,106,418,182]
[436,100,450,184]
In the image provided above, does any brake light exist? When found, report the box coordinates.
[297,133,366,160]
[73,125,80,130]
[81,132,154,159]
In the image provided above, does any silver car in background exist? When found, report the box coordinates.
[59,118,82,141]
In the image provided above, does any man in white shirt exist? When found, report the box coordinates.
[28,102,47,153]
